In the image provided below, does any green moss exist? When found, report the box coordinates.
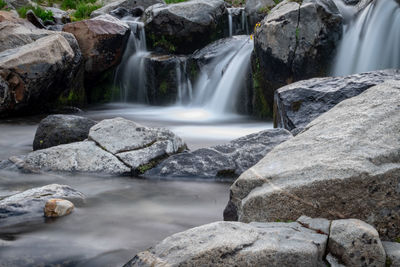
[275,219,295,223]
[57,87,85,107]
[88,70,120,103]
[17,5,54,21]
[252,57,272,118]
[291,100,302,111]
[137,162,156,174]
[395,237,400,243]
[216,169,236,178]
[165,0,187,3]
[386,257,392,267]
[258,6,271,14]
[159,81,168,95]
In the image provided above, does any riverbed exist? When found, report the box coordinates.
[0,104,272,266]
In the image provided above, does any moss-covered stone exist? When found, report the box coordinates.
[251,55,272,119]
[86,68,120,104]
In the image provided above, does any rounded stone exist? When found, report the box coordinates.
[44,198,74,218]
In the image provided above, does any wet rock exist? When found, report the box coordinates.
[24,140,131,174]
[245,0,275,29]
[91,0,163,18]
[328,219,386,267]
[252,0,342,116]
[0,28,84,117]
[44,198,74,217]
[0,184,84,227]
[382,242,400,267]
[124,221,327,266]
[147,128,292,179]
[274,69,400,133]
[226,80,400,240]
[62,15,130,81]
[33,114,97,151]
[89,117,186,173]
[26,9,46,29]
[144,0,227,54]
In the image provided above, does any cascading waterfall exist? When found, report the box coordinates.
[227,8,249,37]
[332,0,400,76]
[114,17,149,102]
[175,60,193,105]
[192,36,254,114]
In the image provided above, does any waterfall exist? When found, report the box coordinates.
[192,37,253,114]
[227,8,249,37]
[332,0,400,76]
[114,17,150,102]
[175,60,193,105]
[228,8,233,37]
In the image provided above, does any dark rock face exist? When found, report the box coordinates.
[63,15,130,81]
[144,0,227,54]
[26,10,45,29]
[0,184,85,228]
[274,69,400,134]
[245,0,275,30]
[90,0,164,18]
[0,18,84,117]
[33,115,97,151]
[146,128,292,179]
[252,0,343,117]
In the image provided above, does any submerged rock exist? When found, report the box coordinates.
[146,128,292,179]
[144,0,227,54]
[0,184,85,227]
[226,80,400,240]
[62,15,130,81]
[124,221,328,267]
[44,198,74,218]
[274,69,400,134]
[252,0,342,116]
[0,20,84,117]
[328,219,386,267]
[33,115,97,151]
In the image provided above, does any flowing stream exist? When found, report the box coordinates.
[332,0,400,75]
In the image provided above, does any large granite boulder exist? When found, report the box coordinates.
[225,80,400,240]
[143,0,227,54]
[146,128,292,179]
[19,117,186,175]
[328,219,386,267]
[0,23,84,117]
[91,0,164,18]
[63,15,130,81]
[0,184,85,227]
[252,0,342,117]
[124,221,328,266]
[274,69,400,134]
[33,115,97,151]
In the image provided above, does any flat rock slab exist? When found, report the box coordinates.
[124,221,327,267]
[274,69,400,133]
[146,128,292,179]
[24,141,131,175]
[0,184,85,227]
[226,80,400,240]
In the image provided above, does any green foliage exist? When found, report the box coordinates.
[252,58,272,118]
[224,0,245,7]
[17,5,54,21]
[72,2,101,20]
[0,0,7,9]
[395,237,400,243]
[258,6,270,14]
[165,0,187,3]
[295,27,300,41]
[159,81,168,95]
[153,35,176,52]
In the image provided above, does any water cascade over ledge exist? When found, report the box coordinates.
[332,0,400,76]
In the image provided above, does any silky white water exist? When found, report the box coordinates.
[332,0,400,76]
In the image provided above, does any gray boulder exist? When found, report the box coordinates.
[89,117,186,172]
[0,184,85,227]
[252,0,342,117]
[144,0,227,54]
[274,69,400,134]
[91,0,164,18]
[24,141,131,174]
[328,219,386,267]
[146,128,292,179]
[33,114,97,151]
[225,80,400,240]
[0,29,84,117]
[383,242,400,267]
[45,7,71,24]
[124,221,328,267]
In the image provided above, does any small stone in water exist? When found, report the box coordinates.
[44,199,74,218]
